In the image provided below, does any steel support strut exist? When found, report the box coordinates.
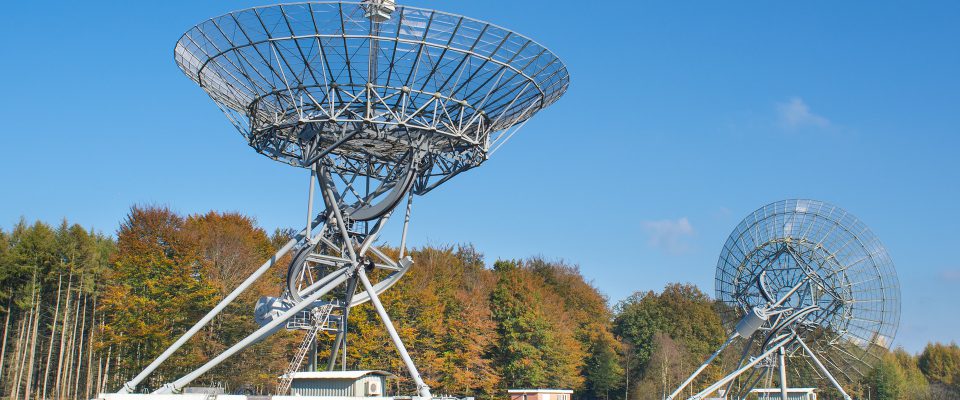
[689,333,796,400]
[118,213,325,393]
[156,206,386,393]
[667,333,738,400]
[155,267,350,393]
[667,275,810,400]
[328,275,359,371]
[778,347,788,400]
[358,267,432,399]
[149,159,429,396]
[796,337,852,400]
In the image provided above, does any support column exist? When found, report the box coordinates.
[689,334,795,400]
[307,335,317,372]
[778,347,788,400]
[328,276,358,371]
[357,267,432,399]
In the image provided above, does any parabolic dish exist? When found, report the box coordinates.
[715,199,900,381]
[174,1,568,192]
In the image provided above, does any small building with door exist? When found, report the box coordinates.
[287,370,394,397]
[749,387,817,400]
[507,389,573,400]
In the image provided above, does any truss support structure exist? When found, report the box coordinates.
[668,274,841,400]
[118,213,325,394]
[154,265,350,394]
[688,333,796,400]
[119,156,430,398]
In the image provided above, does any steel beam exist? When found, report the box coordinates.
[154,268,349,394]
[689,334,795,400]
[357,267,432,399]
[797,337,852,400]
[118,213,324,393]
[667,333,737,400]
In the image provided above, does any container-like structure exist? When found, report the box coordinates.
[668,199,900,400]
[286,370,393,397]
[113,2,567,398]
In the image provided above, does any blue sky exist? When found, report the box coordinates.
[1,1,958,353]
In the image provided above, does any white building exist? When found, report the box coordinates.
[286,370,394,397]
[507,389,573,400]
[749,387,817,400]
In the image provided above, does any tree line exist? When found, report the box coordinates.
[0,206,958,399]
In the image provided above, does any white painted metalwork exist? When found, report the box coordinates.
[114,1,567,398]
[173,1,569,195]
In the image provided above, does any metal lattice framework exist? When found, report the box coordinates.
[111,2,567,398]
[669,199,900,400]
[174,1,568,193]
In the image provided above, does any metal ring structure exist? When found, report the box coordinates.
[324,150,417,221]
[174,1,569,195]
[715,199,900,383]
[284,239,410,305]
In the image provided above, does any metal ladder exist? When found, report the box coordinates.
[277,304,336,394]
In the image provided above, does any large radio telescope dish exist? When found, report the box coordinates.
[670,199,900,400]
[117,2,567,397]
[174,1,568,194]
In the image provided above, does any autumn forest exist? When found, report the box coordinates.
[0,207,958,400]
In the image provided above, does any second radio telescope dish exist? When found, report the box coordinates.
[669,199,900,400]
[716,198,900,381]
